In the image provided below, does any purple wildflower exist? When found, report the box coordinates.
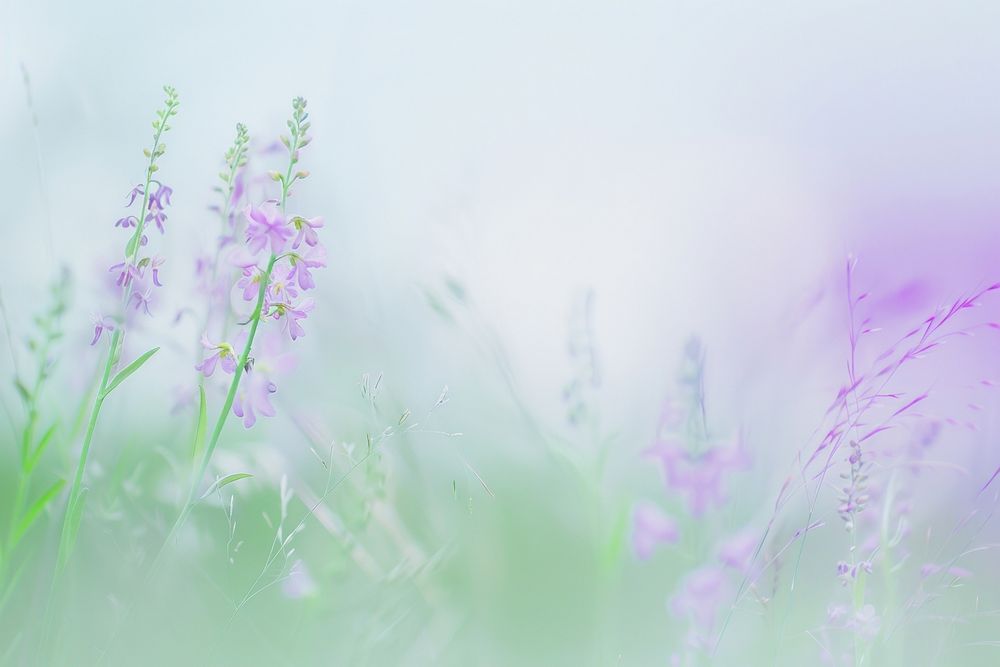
[287,244,326,291]
[146,194,168,234]
[150,183,172,208]
[125,184,144,207]
[236,267,264,302]
[131,288,153,316]
[275,298,314,340]
[149,255,165,287]
[644,435,750,517]
[195,333,241,377]
[631,502,679,559]
[291,215,324,249]
[267,269,299,305]
[109,261,142,287]
[717,529,757,573]
[669,566,728,648]
[232,373,277,428]
[91,315,116,346]
[115,215,138,229]
[245,201,292,255]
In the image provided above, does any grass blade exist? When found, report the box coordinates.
[10,478,65,548]
[101,346,159,399]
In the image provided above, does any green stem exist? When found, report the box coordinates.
[54,331,116,571]
[153,121,299,566]
[52,96,173,575]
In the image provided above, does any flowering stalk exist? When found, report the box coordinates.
[161,97,320,553]
[53,86,179,573]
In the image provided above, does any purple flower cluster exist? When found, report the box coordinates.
[195,99,325,428]
[104,182,173,318]
[228,203,325,343]
[630,338,756,657]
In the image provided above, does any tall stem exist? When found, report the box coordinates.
[155,113,301,563]
[53,89,175,576]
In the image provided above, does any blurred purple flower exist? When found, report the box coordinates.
[109,261,142,287]
[669,566,728,648]
[233,372,277,428]
[717,529,757,573]
[131,288,153,316]
[645,435,750,517]
[245,201,292,255]
[631,502,679,559]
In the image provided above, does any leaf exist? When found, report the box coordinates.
[191,385,207,464]
[10,479,65,548]
[125,233,140,259]
[101,347,160,398]
[25,422,58,473]
[199,473,254,501]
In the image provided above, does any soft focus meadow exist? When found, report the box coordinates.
[4,2,1000,666]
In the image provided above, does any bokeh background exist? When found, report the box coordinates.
[3,1,1000,665]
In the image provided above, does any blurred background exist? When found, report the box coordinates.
[3,1,1000,665]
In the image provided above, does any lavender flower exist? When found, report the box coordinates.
[90,314,116,346]
[195,333,243,377]
[131,287,153,316]
[286,244,326,291]
[232,372,277,428]
[669,566,728,649]
[290,215,324,249]
[631,502,679,559]
[274,298,314,341]
[245,201,292,255]
[644,435,750,517]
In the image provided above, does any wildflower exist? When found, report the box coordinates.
[149,255,165,286]
[717,530,757,573]
[290,215,324,249]
[232,372,277,428]
[850,604,881,640]
[150,183,172,208]
[631,502,679,559]
[236,267,264,302]
[245,201,292,255]
[287,244,326,291]
[645,435,750,517]
[144,184,172,234]
[90,314,116,346]
[109,261,142,287]
[195,333,241,377]
[669,566,728,648]
[131,287,153,316]
[115,215,138,229]
[125,184,144,206]
[275,298,314,340]
[267,269,299,304]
